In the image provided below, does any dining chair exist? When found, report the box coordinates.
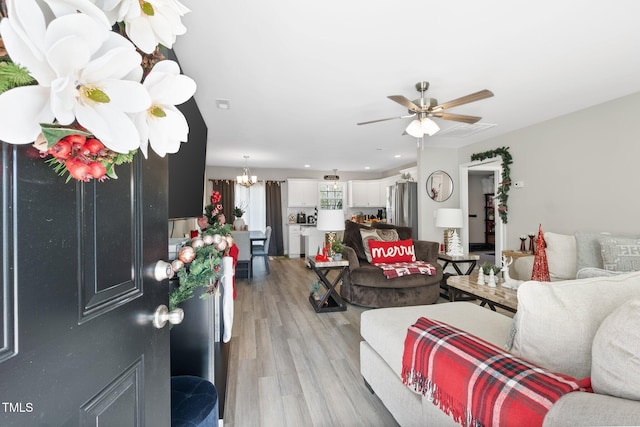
[231,231,252,285]
[252,226,272,275]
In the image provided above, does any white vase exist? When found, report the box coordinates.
[233,218,245,230]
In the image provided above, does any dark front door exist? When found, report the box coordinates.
[0,142,171,426]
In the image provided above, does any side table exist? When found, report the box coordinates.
[307,257,349,313]
[502,250,533,260]
[437,252,480,299]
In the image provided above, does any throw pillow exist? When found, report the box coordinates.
[360,228,399,263]
[544,232,577,280]
[369,239,416,263]
[343,220,369,260]
[591,299,640,400]
[371,222,413,240]
[510,271,640,379]
[575,231,608,271]
[599,235,640,272]
[575,232,640,271]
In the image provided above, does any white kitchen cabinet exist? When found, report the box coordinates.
[288,224,302,258]
[348,180,384,207]
[287,179,318,207]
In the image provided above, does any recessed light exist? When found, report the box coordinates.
[304,164,310,168]
[364,166,370,170]
[394,154,401,158]
[215,99,230,109]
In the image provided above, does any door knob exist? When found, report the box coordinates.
[154,260,175,281]
[152,305,184,329]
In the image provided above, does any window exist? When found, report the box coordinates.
[235,182,266,231]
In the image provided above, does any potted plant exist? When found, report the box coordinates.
[310,280,322,300]
[232,203,246,230]
[332,240,344,261]
[481,262,500,275]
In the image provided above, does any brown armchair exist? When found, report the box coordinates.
[340,221,443,308]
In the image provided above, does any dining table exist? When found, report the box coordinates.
[249,230,266,242]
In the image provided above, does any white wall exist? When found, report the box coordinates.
[428,91,640,251]
[417,147,459,244]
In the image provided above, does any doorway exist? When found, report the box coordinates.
[459,159,505,266]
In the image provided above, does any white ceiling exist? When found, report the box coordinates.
[174,0,640,174]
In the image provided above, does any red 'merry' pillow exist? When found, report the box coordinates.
[369,239,416,263]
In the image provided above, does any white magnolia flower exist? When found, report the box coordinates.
[0,0,151,152]
[92,0,190,54]
[134,60,196,157]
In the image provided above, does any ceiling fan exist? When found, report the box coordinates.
[357,81,494,138]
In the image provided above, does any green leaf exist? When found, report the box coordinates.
[40,124,92,148]
[0,61,36,94]
[105,162,118,179]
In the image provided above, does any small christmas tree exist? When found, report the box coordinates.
[446,230,464,256]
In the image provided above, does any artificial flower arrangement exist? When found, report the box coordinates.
[168,191,234,310]
[0,0,196,182]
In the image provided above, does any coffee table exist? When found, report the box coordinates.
[447,274,518,313]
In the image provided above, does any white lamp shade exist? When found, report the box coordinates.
[435,208,463,228]
[405,119,423,138]
[316,209,345,231]
[421,118,440,136]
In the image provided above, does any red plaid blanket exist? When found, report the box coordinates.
[402,317,592,427]
[373,261,436,279]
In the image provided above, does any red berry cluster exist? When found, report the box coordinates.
[46,134,108,182]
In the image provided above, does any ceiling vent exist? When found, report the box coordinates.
[437,122,497,138]
[324,169,340,181]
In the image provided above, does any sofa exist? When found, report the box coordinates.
[360,271,640,426]
[512,231,640,281]
[340,221,443,308]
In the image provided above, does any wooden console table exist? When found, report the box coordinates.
[307,257,348,313]
[447,274,518,313]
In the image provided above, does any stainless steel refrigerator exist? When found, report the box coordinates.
[386,181,418,240]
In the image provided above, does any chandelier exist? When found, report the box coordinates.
[237,156,257,187]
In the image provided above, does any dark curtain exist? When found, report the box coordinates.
[265,181,284,256]
[209,179,235,221]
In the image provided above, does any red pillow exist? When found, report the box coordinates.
[369,239,416,263]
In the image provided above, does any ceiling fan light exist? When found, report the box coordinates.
[405,119,423,138]
[421,118,440,136]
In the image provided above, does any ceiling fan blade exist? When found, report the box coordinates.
[387,95,421,112]
[432,112,482,124]
[357,113,415,125]
[431,89,494,111]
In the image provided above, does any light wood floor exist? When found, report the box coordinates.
[222,257,399,427]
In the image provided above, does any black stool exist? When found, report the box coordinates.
[171,376,218,427]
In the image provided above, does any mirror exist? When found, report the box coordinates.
[426,170,454,202]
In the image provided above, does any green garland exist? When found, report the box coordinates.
[169,192,233,311]
[170,244,223,311]
[470,146,512,224]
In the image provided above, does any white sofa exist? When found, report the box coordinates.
[360,272,640,426]
[511,231,640,281]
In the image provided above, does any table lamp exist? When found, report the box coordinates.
[435,208,463,254]
[316,209,345,258]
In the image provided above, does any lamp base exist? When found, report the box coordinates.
[443,228,454,254]
[325,232,337,257]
